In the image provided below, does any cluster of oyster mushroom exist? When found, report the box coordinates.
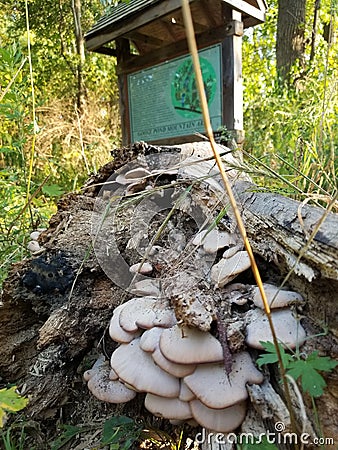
[84,272,306,432]
[84,296,263,432]
[85,143,307,432]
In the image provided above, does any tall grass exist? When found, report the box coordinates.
[242,1,337,203]
[0,43,120,286]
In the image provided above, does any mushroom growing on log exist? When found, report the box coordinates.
[0,142,337,446]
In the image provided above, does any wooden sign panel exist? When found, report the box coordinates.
[127,44,222,142]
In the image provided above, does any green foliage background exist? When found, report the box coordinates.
[0,0,337,286]
[0,0,120,284]
[242,0,337,197]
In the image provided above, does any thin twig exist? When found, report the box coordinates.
[0,57,27,103]
[25,0,37,201]
[75,105,91,175]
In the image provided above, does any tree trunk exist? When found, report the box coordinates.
[71,0,86,112]
[310,0,321,61]
[276,0,307,83]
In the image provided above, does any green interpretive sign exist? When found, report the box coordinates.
[127,44,222,142]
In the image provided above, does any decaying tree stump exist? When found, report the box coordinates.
[0,142,337,448]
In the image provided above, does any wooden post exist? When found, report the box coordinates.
[116,38,131,146]
[222,10,244,144]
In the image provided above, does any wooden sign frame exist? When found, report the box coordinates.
[116,12,244,146]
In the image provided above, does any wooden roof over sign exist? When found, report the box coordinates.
[85,0,267,54]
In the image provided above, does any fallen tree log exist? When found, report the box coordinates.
[0,142,337,448]
[234,181,338,334]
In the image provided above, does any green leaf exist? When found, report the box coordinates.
[241,436,278,449]
[287,361,327,397]
[256,341,292,369]
[306,351,338,372]
[286,352,338,398]
[0,147,13,154]
[102,416,142,449]
[42,184,64,197]
[0,48,12,64]
[50,424,90,450]
[0,387,28,428]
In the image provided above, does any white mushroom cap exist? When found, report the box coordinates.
[88,376,136,403]
[252,284,304,309]
[159,325,223,364]
[30,230,41,241]
[115,167,151,186]
[190,399,247,433]
[131,279,161,297]
[84,357,136,403]
[125,167,151,180]
[193,229,235,254]
[245,308,306,350]
[119,297,157,332]
[211,251,251,288]
[184,351,263,409]
[109,305,142,343]
[27,240,41,253]
[203,230,236,254]
[140,327,164,352]
[83,355,106,381]
[192,230,208,246]
[129,262,153,275]
[179,381,196,402]
[83,370,93,382]
[139,328,196,377]
[115,174,132,185]
[222,243,243,259]
[110,338,180,397]
[145,393,192,420]
[152,347,196,378]
[153,308,177,328]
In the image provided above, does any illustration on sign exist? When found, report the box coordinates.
[128,45,222,142]
[171,58,216,118]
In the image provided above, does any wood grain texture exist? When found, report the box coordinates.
[234,181,338,281]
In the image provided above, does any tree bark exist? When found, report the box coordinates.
[310,0,321,61]
[71,0,86,112]
[276,0,307,83]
